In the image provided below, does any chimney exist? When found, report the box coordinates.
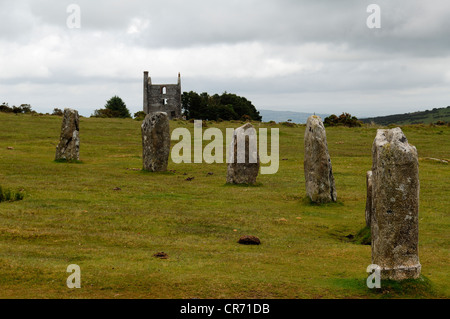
[143,71,149,113]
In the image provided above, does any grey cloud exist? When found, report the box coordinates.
[5,0,449,55]
[1,0,449,117]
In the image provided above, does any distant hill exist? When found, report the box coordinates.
[259,109,330,124]
[361,106,450,125]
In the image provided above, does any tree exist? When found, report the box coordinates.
[181,91,261,121]
[92,96,131,118]
[105,96,131,118]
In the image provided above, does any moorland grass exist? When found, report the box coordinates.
[0,185,24,203]
[0,112,448,299]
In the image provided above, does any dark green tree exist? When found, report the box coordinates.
[181,91,261,121]
[104,95,131,118]
[92,96,131,118]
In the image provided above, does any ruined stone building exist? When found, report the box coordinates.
[143,71,182,120]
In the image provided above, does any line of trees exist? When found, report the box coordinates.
[2,92,263,122]
[0,103,69,116]
[91,92,263,121]
[182,91,262,121]
[0,103,33,114]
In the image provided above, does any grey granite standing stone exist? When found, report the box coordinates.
[55,108,80,161]
[365,170,373,227]
[304,115,336,203]
[226,123,260,184]
[141,112,170,172]
[371,127,421,280]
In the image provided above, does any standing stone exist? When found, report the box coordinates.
[365,171,373,227]
[226,123,260,184]
[304,115,336,203]
[141,112,170,172]
[55,108,80,161]
[371,127,421,280]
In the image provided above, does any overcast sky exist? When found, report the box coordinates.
[1,0,449,117]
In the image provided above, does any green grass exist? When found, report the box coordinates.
[0,112,449,299]
[0,185,24,203]
[352,226,371,246]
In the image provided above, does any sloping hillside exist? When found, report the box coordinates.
[361,106,450,125]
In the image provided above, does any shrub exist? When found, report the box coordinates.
[241,114,252,122]
[92,108,119,118]
[0,186,24,203]
[92,96,131,118]
[324,112,362,127]
[134,111,146,121]
[52,108,64,116]
[0,103,13,113]
[19,104,32,114]
[280,121,297,127]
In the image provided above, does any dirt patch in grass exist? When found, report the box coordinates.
[153,252,169,259]
[330,226,371,245]
[238,235,261,245]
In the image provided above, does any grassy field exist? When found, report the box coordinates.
[0,112,448,299]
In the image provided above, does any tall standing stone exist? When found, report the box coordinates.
[141,112,170,172]
[55,108,80,161]
[365,170,373,227]
[226,123,260,184]
[304,115,336,203]
[371,127,421,280]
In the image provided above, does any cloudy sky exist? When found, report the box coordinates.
[1,0,449,118]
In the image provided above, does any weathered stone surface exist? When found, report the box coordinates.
[226,123,260,184]
[304,116,336,203]
[55,108,80,161]
[141,112,170,172]
[365,170,373,227]
[371,127,421,280]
